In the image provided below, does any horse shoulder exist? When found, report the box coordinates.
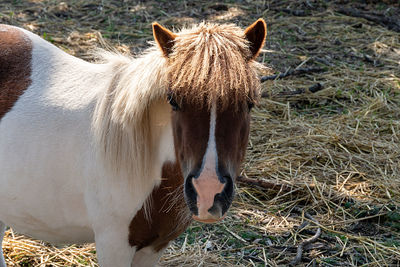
[129,162,192,252]
[0,25,32,120]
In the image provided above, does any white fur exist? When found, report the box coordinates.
[131,246,166,267]
[0,26,175,266]
[199,103,218,178]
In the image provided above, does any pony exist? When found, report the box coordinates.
[0,19,266,266]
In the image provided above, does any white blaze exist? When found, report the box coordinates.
[200,103,218,177]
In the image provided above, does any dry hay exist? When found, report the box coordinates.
[1,0,400,266]
[3,229,96,266]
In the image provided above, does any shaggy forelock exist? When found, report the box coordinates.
[167,22,263,109]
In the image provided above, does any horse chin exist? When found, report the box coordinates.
[192,214,226,224]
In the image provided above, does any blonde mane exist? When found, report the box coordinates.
[92,22,263,186]
[92,48,167,187]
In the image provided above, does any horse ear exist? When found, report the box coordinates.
[152,22,177,57]
[244,19,267,60]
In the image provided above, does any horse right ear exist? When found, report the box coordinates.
[244,19,267,60]
[152,22,177,57]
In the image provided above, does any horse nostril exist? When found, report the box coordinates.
[218,176,234,215]
[219,175,229,184]
[207,201,222,217]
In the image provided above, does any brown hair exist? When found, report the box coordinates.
[167,22,264,109]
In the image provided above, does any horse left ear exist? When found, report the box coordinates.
[244,18,267,60]
[152,22,177,57]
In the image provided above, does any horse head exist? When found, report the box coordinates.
[153,19,266,223]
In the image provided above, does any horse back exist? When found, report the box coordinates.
[0,25,32,121]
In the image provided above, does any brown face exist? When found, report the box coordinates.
[153,18,267,223]
[168,95,252,223]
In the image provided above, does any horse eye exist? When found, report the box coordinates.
[167,94,180,111]
[247,101,255,111]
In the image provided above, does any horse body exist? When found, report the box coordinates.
[0,25,175,265]
[0,25,103,243]
[0,19,266,266]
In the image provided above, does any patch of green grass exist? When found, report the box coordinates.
[42,32,54,43]
[239,230,261,242]
[321,257,339,265]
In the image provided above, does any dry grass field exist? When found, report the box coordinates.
[1,0,399,266]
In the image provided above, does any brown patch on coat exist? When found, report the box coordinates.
[0,25,32,120]
[129,162,192,252]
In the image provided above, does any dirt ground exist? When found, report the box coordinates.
[1,0,400,266]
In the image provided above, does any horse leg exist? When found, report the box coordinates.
[131,246,167,267]
[94,225,136,267]
[0,221,6,267]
